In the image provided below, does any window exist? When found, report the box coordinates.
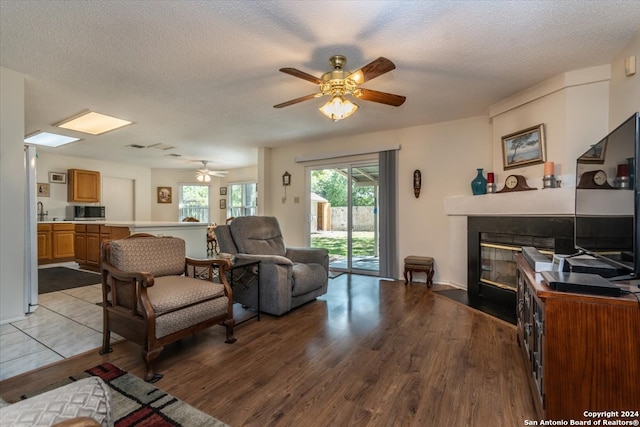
[178,184,209,222]
[228,182,257,217]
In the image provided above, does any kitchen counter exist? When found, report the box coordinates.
[38,221,208,258]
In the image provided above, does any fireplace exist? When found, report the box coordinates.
[467,216,574,322]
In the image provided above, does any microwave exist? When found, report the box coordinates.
[66,205,106,221]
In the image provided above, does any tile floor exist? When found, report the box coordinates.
[0,283,122,381]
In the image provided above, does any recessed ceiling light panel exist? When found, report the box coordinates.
[56,111,132,135]
[24,131,80,147]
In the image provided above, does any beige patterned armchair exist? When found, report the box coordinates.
[100,234,235,382]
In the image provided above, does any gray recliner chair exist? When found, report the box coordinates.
[215,216,329,316]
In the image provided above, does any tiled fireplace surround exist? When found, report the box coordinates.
[445,188,576,320]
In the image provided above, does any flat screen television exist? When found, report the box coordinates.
[574,112,640,278]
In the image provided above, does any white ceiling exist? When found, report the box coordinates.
[1,1,639,171]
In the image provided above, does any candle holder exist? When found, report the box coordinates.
[615,163,630,189]
[542,174,558,189]
[542,161,558,188]
[486,172,497,193]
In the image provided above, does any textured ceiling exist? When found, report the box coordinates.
[1,1,639,171]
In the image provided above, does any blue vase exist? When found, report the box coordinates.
[471,168,487,195]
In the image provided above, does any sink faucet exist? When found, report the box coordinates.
[37,201,47,221]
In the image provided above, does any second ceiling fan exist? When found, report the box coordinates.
[196,161,228,182]
[274,55,406,121]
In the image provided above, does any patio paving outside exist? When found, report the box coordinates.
[311,230,379,273]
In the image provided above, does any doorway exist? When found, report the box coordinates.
[309,161,379,275]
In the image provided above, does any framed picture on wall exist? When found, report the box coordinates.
[502,124,546,169]
[220,199,226,209]
[157,187,172,203]
[49,171,66,184]
[220,186,227,195]
[37,183,50,197]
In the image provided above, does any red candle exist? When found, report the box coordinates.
[617,163,630,177]
[487,172,495,183]
[544,162,554,176]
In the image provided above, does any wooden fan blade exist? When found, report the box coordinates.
[348,57,396,84]
[274,93,322,108]
[355,88,406,106]
[279,68,322,84]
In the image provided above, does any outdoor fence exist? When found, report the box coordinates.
[329,206,375,231]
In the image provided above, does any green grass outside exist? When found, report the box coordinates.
[311,236,375,256]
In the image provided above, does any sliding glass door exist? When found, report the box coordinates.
[309,161,379,275]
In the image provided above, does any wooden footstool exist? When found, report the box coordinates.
[404,256,434,287]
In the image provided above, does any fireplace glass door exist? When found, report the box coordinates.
[480,243,521,292]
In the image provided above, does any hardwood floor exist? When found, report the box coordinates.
[0,275,537,426]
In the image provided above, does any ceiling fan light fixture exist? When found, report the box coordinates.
[319,96,358,121]
[196,173,211,183]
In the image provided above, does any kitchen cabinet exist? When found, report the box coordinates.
[38,223,75,264]
[37,224,52,262]
[52,223,75,258]
[75,224,129,269]
[68,169,100,202]
[515,254,640,421]
[86,225,101,267]
[74,227,87,266]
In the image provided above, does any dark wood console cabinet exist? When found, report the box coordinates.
[515,254,640,420]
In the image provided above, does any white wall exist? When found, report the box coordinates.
[1,67,26,323]
[490,66,611,188]
[264,60,634,286]
[609,29,640,127]
[266,116,492,283]
[2,35,638,322]
[150,169,210,222]
[35,152,152,221]
[150,165,257,224]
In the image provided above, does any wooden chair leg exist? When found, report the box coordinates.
[99,318,112,355]
[224,318,237,344]
[143,347,164,383]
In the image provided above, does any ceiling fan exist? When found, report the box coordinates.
[196,161,228,182]
[274,55,406,121]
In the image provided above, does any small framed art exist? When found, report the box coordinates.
[220,186,227,195]
[37,183,50,197]
[49,171,66,184]
[157,187,172,203]
[502,124,546,170]
[220,199,226,209]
